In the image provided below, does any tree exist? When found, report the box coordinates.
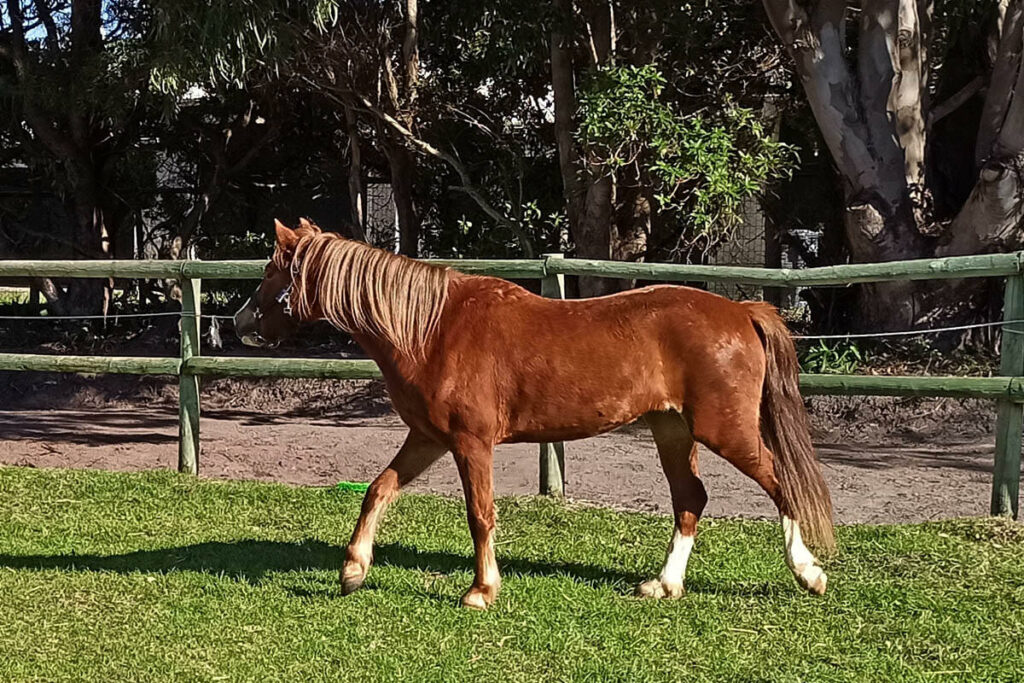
[0,0,152,313]
[551,0,796,295]
[762,0,1024,329]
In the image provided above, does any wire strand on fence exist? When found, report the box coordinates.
[0,312,235,321]
[793,320,1024,340]
[2,313,1024,339]
[0,311,183,320]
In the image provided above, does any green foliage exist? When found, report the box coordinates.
[578,64,797,253]
[0,288,28,305]
[148,0,338,96]
[800,339,865,375]
[2,467,1024,680]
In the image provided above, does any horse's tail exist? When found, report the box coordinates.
[746,302,835,553]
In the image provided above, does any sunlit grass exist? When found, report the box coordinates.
[1,467,1021,681]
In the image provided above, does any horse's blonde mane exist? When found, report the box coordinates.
[279,231,450,358]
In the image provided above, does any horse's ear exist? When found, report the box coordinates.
[274,219,299,251]
[298,217,321,234]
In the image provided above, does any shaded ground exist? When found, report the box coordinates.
[0,377,1005,523]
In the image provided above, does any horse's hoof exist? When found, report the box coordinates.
[460,587,496,610]
[340,562,366,595]
[636,579,684,599]
[795,565,828,596]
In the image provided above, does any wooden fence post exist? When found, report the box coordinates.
[178,276,201,475]
[539,253,566,496]
[993,273,1024,518]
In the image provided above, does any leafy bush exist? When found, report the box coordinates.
[800,340,864,375]
[577,64,796,255]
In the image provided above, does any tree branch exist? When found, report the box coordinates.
[994,4,1024,156]
[33,0,60,56]
[69,0,102,150]
[858,0,922,193]
[402,0,419,103]
[928,75,984,127]
[583,1,614,68]
[4,0,79,162]
[977,0,1024,164]
[314,83,534,257]
[343,105,368,241]
[893,0,929,188]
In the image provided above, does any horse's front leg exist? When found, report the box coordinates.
[341,430,447,594]
[452,437,499,609]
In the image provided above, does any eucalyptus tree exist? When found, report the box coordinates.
[762,0,1024,328]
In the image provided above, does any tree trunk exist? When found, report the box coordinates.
[609,179,650,289]
[843,203,923,328]
[550,0,580,229]
[575,173,614,296]
[30,277,67,316]
[387,141,420,256]
[764,0,1024,331]
[65,172,109,314]
[390,0,421,256]
[344,106,367,242]
[403,0,419,101]
[574,0,620,297]
[762,0,934,329]
[938,0,1024,257]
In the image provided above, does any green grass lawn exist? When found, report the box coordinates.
[1,467,1022,682]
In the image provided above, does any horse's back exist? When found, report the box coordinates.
[412,277,764,444]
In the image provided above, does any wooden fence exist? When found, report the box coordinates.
[0,252,1021,518]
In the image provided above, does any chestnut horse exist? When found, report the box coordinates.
[234,219,834,609]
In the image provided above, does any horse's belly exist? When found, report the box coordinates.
[502,421,630,444]
[502,389,669,444]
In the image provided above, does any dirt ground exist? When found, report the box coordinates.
[0,374,1008,524]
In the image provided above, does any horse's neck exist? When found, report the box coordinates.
[351,331,422,380]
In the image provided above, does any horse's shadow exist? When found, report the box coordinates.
[0,540,784,598]
[0,539,644,592]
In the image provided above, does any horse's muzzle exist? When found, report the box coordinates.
[234,296,261,346]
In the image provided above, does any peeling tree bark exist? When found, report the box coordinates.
[940,0,1024,257]
[764,0,1024,329]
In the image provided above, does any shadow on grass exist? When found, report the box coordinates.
[0,540,648,592]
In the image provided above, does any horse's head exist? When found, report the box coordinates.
[234,218,319,348]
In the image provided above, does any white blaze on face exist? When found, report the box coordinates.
[659,528,695,589]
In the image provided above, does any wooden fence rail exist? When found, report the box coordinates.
[0,253,1021,518]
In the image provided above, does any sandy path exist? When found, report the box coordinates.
[0,407,998,524]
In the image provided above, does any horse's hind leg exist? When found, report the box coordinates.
[638,410,706,599]
[693,413,827,595]
[341,429,447,595]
